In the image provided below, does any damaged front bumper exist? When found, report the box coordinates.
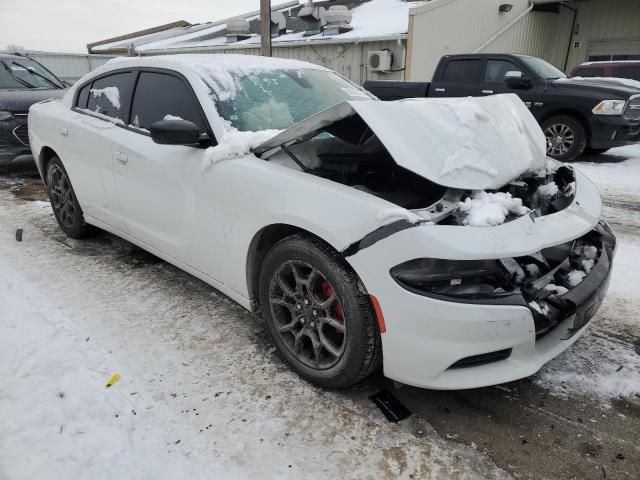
[346,170,615,389]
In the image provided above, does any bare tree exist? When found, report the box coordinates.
[5,44,26,53]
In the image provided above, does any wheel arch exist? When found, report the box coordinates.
[245,223,353,314]
[539,109,591,140]
[38,146,59,184]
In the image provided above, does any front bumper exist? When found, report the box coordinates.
[589,115,640,149]
[0,114,31,165]
[347,171,614,389]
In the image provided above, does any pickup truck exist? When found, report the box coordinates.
[364,54,640,162]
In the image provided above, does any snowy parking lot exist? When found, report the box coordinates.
[2,146,640,479]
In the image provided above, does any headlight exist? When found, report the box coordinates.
[390,258,520,301]
[0,111,14,121]
[592,100,626,115]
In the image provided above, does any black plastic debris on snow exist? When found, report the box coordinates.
[369,390,411,423]
[15,228,23,242]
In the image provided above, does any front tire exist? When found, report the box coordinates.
[259,234,382,388]
[542,115,587,162]
[46,156,92,239]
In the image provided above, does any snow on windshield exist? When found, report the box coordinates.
[210,69,371,132]
[186,57,372,132]
[90,86,121,110]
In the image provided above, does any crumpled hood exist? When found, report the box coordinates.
[0,88,65,113]
[255,94,547,190]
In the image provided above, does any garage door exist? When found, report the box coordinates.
[587,38,640,61]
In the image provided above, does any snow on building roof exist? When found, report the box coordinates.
[135,0,423,54]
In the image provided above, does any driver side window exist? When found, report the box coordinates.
[130,72,206,133]
[485,60,522,83]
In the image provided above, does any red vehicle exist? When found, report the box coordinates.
[570,61,640,82]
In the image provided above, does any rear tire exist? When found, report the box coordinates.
[542,115,587,162]
[46,156,92,239]
[259,233,382,388]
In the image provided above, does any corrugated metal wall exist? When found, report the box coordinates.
[565,0,640,70]
[152,39,405,85]
[407,0,639,79]
[482,9,572,69]
[27,53,113,83]
[406,0,533,80]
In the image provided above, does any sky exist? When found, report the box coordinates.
[0,0,265,53]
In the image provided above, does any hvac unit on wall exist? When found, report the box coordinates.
[367,50,393,72]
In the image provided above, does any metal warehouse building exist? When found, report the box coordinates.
[88,0,640,84]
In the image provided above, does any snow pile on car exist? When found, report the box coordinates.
[89,86,120,110]
[458,191,530,227]
[175,54,327,103]
[202,127,282,171]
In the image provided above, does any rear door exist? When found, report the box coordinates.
[429,58,484,98]
[67,70,135,228]
[110,69,219,268]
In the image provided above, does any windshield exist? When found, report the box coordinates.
[0,58,65,89]
[520,56,567,80]
[212,69,374,132]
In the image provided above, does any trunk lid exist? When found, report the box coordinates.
[254,94,547,190]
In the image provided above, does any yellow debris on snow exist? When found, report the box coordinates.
[105,373,121,388]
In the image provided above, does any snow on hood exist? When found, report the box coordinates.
[255,94,547,190]
[560,76,640,92]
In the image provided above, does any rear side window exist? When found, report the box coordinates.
[573,67,604,77]
[613,66,640,81]
[130,72,205,132]
[75,83,90,108]
[441,59,483,83]
[86,72,134,121]
[485,60,522,83]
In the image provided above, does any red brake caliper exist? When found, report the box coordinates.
[321,281,344,333]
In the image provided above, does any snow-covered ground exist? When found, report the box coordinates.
[0,183,505,478]
[2,145,640,479]
[532,146,640,400]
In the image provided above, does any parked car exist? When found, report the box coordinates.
[0,53,66,169]
[364,54,640,161]
[571,60,640,82]
[29,54,615,390]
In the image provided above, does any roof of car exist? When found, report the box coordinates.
[0,53,30,60]
[105,53,328,73]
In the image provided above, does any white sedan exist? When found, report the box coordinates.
[28,54,615,389]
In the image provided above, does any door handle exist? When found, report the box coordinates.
[434,88,446,92]
[482,90,494,95]
[59,127,68,136]
[115,151,128,164]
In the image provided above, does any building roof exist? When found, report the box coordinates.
[88,20,192,54]
[97,0,422,55]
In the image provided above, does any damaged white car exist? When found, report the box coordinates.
[28,55,616,389]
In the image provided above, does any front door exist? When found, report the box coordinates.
[482,58,542,116]
[111,70,220,273]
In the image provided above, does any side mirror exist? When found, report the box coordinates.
[149,119,207,146]
[504,70,533,90]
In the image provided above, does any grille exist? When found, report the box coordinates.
[12,124,29,146]
[624,95,640,121]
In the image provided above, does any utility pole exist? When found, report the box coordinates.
[260,0,272,57]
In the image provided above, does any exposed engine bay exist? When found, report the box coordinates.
[267,124,576,227]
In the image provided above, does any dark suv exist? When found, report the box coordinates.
[571,61,640,82]
[0,53,66,168]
